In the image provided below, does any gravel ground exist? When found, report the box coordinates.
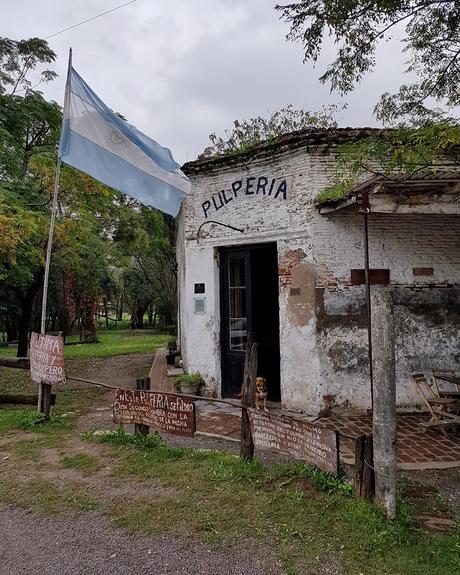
[405,467,460,518]
[0,508,283,575]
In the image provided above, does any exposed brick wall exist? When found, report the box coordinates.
[313,211,460,287]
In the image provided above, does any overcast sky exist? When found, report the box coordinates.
[3,0,409,164]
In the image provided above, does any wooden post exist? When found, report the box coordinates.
[354,434,375,501]
[135,377,150,435]
[40,383,52,417]
[354,434,366,497]
[240,341,258,460]
[371,286,397,518]
[362,434,375,502]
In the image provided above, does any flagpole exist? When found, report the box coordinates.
[40,158,61,335]
[38,48,72,414]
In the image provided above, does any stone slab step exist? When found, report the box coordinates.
[167,367,184,377]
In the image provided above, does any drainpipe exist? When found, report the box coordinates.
[362,191,373,411]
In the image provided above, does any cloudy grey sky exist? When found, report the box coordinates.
[3,0,408,164]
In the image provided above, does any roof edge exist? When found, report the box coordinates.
[182,127,382,176]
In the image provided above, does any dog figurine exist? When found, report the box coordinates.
[255,376,269,412]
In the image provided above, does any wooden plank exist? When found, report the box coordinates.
[362,434,375,502]
[354,434,366,498]
[240,342,258,460]
[0,394,55,406]
[0,357,30,369]
[30,332,66,385]
[248,409,340,475]
[350,269,390,285]
[135,377,150,436]
[113,389,196,437]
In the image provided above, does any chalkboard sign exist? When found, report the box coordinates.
[248,408,339,475]
[113,389,196,437]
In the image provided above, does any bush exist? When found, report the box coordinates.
[175,373,203,386]
[175,372,204,392]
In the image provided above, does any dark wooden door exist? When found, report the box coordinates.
[220,249,252,397]
[220,244,280,399]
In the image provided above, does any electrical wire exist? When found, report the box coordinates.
[45,0,138,40]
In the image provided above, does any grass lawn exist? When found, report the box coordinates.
[0,329,458,573]
[0,330,169,360]
[0,424,458,575]
[64,330,169,359]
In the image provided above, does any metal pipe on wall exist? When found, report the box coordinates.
[362,191,374,411]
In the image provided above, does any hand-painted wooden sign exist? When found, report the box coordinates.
[202,175,288,218]
[30,332,66,385]
[113,389,196,437]
[248,408,339,475]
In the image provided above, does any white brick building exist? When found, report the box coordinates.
[177,128,460,415]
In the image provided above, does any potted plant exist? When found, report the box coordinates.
[175,373,204,395]
[166,337,177,365]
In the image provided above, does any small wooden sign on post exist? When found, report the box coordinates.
[30,332,66,386]
[113,389,196,437]
[248,408,340,475]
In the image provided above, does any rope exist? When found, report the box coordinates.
[66,376,240,407]
[364,458,396,480]
[66,376,118,390]
[45,0,138,40]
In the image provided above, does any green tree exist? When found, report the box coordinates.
[276,2,460,192]
[199,104,344,158]
[276,1,460,123]
[0,37,57,96]
[114,204,177,329]
[0,38,62,356]
[1,37,177,353]
[0,38,118,351]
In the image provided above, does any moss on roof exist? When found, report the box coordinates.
[182,127,380,176]
[314,184,350,207]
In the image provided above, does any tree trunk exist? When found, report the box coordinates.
[17,294,34,357]
[130,301,149,329]
[6,315,18,342]
[80,297,98,343]
[103,297,109,328]
[16,271,43,357]
[117,295,123,321]
[62,270,77,336]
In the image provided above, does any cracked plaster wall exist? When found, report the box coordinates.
[178,146,460,414]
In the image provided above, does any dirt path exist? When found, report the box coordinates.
[0,352,286,575]
[0,509,282,575]
[66,352,155,388]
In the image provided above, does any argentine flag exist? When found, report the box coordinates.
[59,64,190,217]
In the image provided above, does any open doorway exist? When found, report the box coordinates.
[220,243,280,400]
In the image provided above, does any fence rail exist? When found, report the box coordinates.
[0,357,29,369]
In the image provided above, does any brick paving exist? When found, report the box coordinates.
[196,401,241,440]
[150,349,460,469]
[320,414,460,468]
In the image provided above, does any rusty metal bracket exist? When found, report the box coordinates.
[197,220,244,241]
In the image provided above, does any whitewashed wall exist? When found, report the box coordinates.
[178,139,460,413]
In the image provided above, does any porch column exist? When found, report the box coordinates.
[371,286,397,519]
